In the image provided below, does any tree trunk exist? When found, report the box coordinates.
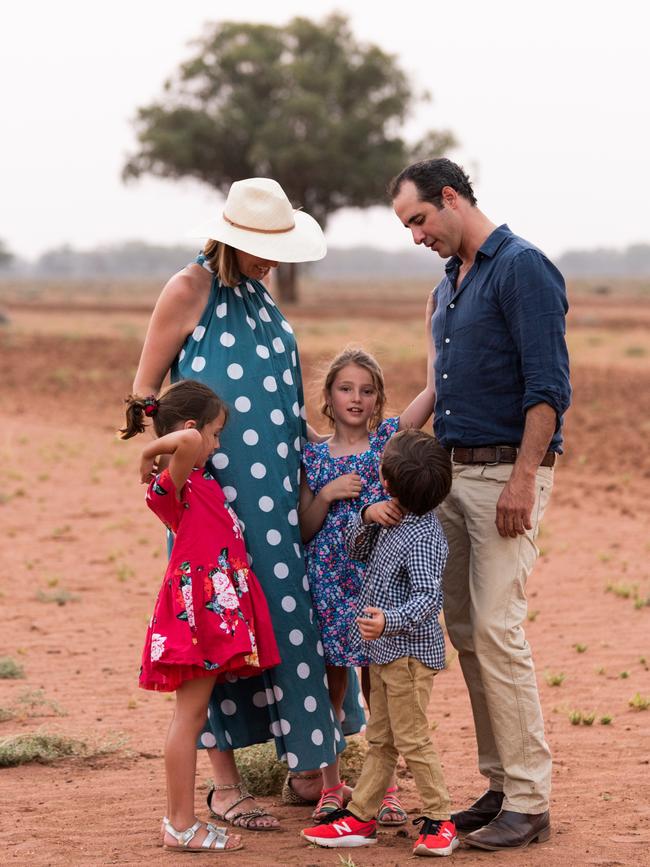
[276,262,298,303]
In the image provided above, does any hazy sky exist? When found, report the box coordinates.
[2,1,649,261]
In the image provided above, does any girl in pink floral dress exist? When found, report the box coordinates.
[120,380,279,854]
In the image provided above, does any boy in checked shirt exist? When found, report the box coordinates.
[301,428,457,857]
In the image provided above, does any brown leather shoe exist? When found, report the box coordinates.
[464,809,551,850]
[451,790,504,833]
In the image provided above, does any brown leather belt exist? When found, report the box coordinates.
[446,446,556,467]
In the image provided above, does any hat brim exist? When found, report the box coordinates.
[189,210,326,263]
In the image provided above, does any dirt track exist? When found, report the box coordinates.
[1,295,649,865]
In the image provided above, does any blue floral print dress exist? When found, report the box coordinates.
[302,417,399,666]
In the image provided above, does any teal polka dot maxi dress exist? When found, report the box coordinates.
[171,256,364,770]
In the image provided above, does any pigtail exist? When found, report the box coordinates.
[118,394,158,440]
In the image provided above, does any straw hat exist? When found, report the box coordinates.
[194,178,326,263]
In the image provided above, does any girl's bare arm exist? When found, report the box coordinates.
[141,429,202,495]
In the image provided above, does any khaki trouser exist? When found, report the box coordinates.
[437,462,554,814]
[349,656,451,821]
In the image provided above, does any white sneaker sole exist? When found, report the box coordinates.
[301,831,377,848]
[413,836,460,856]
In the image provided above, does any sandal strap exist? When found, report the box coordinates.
[163,818,202,847]
[202,823,228,850]
[288,770,321,780]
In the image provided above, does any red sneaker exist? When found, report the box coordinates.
[301,809,377,848]
[412,817,459,857]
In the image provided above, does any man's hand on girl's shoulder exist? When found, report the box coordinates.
[363,499,404,527]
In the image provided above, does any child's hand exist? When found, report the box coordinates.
[323,472,362,503]
[356,607,386,640]
[140,455,158,484]
[364,499,403,527]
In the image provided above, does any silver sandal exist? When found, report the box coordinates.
[162,818,242,853]
[207,781,279,831]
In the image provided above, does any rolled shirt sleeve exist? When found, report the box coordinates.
[499,248,572,425]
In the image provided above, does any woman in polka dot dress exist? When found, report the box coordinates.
[299,335,435,821]
[132,179,365,831]
[120,380,282,852]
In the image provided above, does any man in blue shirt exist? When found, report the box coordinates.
[390,158,570,852]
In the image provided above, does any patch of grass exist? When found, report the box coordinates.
[51,524,72,539]
[634,596,650,610]
[13,689,66,719]
[527,609,540,622]
[605,582,637,599]
[338,857,358,867]
[574,643,588,653]
[544,671,565,687]
[0,732,125,767]
[596,666,606,676]
[619,671,630,679]
[629,693,650,711]
[35,589,80,606]
[581,712,596,726]
[624,345,647,357]
[0,705,15,722]
[568,710,582,725]
[219,735,369,797]
[116,564,134,583]
[0,657,25,679]
[600,715,613,725]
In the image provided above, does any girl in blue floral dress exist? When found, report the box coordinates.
[299,310,435,821]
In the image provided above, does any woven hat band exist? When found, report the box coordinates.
[223,212,295,234]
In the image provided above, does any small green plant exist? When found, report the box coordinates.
[595,666,606,676]
[600,715,613,725]
[629,693,650,711]
[0,732,125,767]
[13,689,66,719]
[568,710,582,725]
[116,564,134,583]
[581,712,596,726]
[574,644,588,653]
[527,609,540,622]
[606,582,636,599]
[0,657,25,679]
[545,671,565,687]
[51,524,72,539]
[338,856,358,867]
[35,589,79,606]
[634,596,650,610]
[619,671,630,679]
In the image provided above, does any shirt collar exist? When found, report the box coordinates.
[444,224,512,275]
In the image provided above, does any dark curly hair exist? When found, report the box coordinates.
[381,429,451,515]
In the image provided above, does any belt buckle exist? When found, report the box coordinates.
[485,446,502,466]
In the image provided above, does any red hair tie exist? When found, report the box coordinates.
[143,395,159,417]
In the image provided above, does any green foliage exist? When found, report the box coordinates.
[0,732,124,767]
[229,735,368,796]
[123,14,455,297]
[0,657,25,679]
[544,671,565,687]
[629,693,650,711]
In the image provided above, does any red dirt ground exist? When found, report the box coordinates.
[1,293,649,866]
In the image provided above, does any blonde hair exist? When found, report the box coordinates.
[321,347,386,431]
[204,239,241,287]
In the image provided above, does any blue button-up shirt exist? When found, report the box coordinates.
[432,225,571,452]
